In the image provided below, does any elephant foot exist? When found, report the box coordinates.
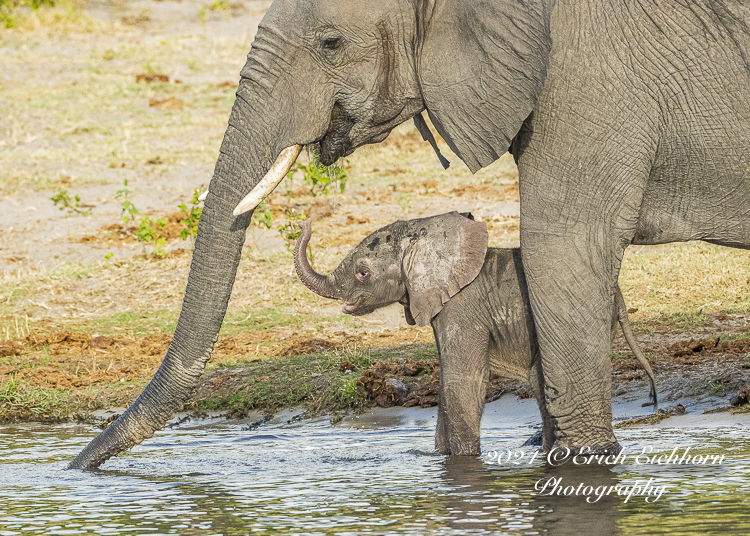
[449,439,481,456]
[435,441,451,455]
[522,430,544,447]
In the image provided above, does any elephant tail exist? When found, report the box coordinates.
[615,286,658,412]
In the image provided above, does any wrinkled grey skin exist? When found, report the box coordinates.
[70,0,750,469]
[294,213,656,455]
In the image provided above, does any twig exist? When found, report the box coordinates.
[358,317,385,325]
[29,299,51,311]
[226,312,256,325]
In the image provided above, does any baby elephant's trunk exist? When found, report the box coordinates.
[294,220,338,299]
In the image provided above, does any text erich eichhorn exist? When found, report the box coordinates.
[485,446,726,503]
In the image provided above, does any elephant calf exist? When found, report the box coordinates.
[294,212,655,455]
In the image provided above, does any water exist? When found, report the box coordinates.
[1,397,749,535]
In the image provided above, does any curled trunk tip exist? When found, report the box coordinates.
[294,219,338,299]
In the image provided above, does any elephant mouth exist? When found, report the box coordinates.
[342,299,361,315]
[318,102,355,166]
[342,298,376,316]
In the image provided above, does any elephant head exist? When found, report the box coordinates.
[69,0,554,469]
[294,212,488,327]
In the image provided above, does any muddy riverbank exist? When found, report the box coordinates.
[2,314,749,426]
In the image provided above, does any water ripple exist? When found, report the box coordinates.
[1,407,749,535]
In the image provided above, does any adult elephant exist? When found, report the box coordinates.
[69,0,750,469]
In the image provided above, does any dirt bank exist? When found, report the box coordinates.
[2,317,749,425]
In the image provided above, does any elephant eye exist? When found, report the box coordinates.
[322,36,342,50]
[356,268,370,281]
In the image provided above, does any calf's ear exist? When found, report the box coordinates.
[402,212,488,327]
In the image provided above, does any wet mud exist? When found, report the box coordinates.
[356,360,528,409]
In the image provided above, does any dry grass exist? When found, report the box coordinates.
[620,243,750,326]
[0,1,252,194]
[2,0,102,33]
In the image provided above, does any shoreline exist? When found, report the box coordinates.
[2,332,748,427]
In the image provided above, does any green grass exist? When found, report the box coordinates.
[0,262,98,334]
[196,347,374,415]
[193,344,436,417]
[64,306,346,338]
[0,21,246,192]
[0,374,147,423]
[85,308,179,337]
[716,332,750,343]
[620,242,750,328]
[220,309,311,336]
[0,375,71,422]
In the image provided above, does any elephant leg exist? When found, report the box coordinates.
[435,387,450,454]
[434,323,489,456]
[517,151,648,452]
[528,353,555,452]
[515,77,652,453]
[521,230,627,453]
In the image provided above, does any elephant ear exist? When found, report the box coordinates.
[402,212,488,327]
[403,305,417,326]
[417,0,555,172]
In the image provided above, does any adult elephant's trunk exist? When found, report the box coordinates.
[293,220,338,299]
[68,39,303,470]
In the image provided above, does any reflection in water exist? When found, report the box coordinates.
[0,407,749,535]
[438,454,624,533]
[531,463,622,535]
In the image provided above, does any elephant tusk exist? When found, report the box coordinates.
[233,144,302,216]
[198,190,208,202]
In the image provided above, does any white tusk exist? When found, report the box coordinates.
[197,190,208,202]
[233,144,302,216]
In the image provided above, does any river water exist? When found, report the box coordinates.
[1,396,748,535]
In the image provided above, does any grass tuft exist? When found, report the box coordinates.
[0,375,69,421]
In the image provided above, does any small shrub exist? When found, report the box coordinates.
[50,189,91,216]
[112,179,170,258]
[135,216,167,243]
[115,179,139,225]
[397,193,411,212]
[289,159,348,197]
[277,210,309,254]
[178,189,204,242]
[251,200,273,229]
[134,217,168,258]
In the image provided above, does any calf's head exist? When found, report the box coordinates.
[294,212,488,326]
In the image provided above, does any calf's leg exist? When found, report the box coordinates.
[434,321,489,455]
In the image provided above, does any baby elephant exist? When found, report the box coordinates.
[294,212,656,455]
